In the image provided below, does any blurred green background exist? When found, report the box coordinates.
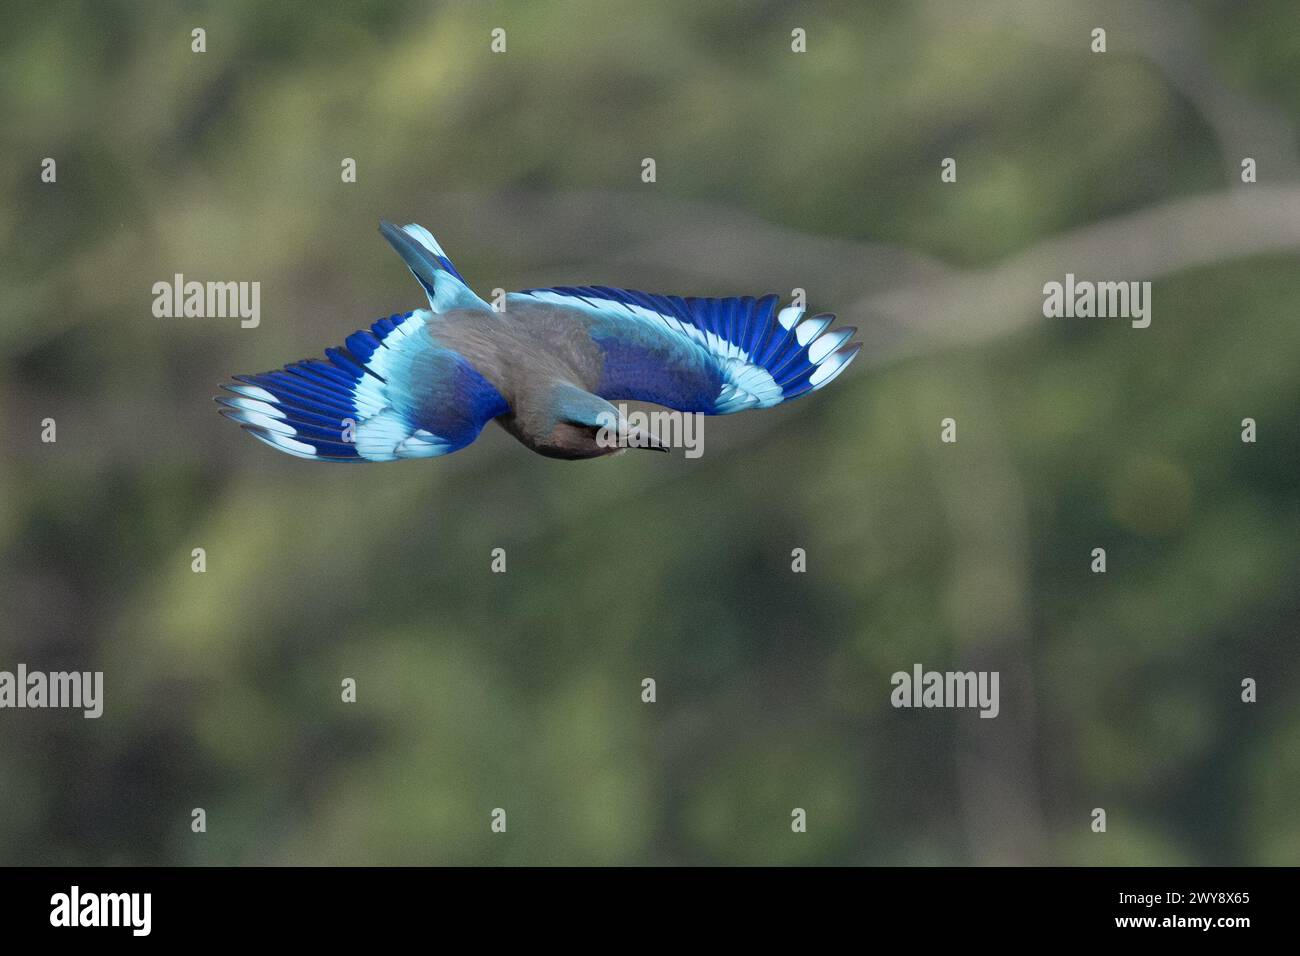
[1,0,1298,865]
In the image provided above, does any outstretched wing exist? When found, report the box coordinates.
[509,286,860,414]
[217,310,508,461]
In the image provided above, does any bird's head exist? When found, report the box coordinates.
[502,382,669,460]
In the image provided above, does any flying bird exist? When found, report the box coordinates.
[217,222,861,461]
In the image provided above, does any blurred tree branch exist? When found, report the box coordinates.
[856,185,1300,356]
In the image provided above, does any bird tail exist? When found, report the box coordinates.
[379,220,490,313]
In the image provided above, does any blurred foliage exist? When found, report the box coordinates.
[0,0,1297,865]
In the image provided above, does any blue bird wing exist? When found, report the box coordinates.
[510,286,860,414]
[217,310,509,462]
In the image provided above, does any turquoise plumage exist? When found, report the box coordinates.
[217,221,861,461]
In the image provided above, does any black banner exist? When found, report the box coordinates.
[0,866,1284,941]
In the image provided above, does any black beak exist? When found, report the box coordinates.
[624,424,669,452]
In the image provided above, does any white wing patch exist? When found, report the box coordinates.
[351,313,459,460]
